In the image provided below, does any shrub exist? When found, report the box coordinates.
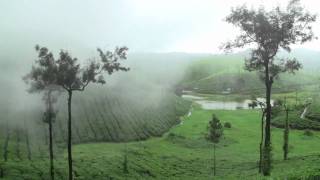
[304,130,313,136]
[224,122,232,128]
[207,114,223,143]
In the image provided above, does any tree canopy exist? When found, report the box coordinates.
[224,0,316,80]
[207,114,223,144]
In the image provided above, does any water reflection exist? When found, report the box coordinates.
[182,94,273,110]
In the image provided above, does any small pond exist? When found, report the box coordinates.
[182,94,274,110]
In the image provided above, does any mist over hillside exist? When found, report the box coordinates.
[222,48,320,71]
[0,46,208,136]
[1,46,319,115]
[0,37,319,145]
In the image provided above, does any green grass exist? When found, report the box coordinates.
[2,105,320,179]
[181,55,320,95]
[72,107,320,179]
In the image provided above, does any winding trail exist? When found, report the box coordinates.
[300,107,308,119]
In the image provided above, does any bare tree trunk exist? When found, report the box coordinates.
[283,109,289,160]
[47,90,55,180]
[49,118,54,180]
[263,62,272,176]
[67,90,73,180]
[259,111,265,173]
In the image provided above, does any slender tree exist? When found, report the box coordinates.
[255,99,266,173]
[250,96,266,172]
[206,114,223,176]
[43,90,59,179]
[26,45,129,180]
[24,49,61,180]
[224,0,316,175]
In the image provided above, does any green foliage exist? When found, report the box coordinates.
[224,122,232,128]
[206,114,223,143]
[25,45,129,92]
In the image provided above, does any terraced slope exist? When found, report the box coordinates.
[53,91,191,143]
[0,89,191,165]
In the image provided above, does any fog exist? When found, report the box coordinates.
[1,0,320,54]
[1,0,320,146]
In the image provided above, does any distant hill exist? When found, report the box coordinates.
[179,49,320,95]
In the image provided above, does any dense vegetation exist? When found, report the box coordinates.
[1,106,320,179]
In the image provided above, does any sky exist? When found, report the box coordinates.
[0,0,320,54]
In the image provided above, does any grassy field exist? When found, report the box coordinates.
[180,55,320,95]
[1,103,320,179]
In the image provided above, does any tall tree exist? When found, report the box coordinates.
[42,90,59,179]
[206,114,223,176]
[24,49,61,180]
[224,0,316,175]
[26,45,129,180]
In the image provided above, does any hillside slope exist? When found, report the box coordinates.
[180,51,320,95]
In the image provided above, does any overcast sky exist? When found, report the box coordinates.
[1,0,320,53]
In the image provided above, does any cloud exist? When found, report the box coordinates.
[0,0,319,53]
